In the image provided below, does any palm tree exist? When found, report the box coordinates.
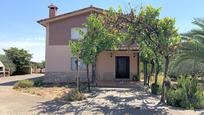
[173,18,204,75]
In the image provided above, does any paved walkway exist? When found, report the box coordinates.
[0,75,203,115]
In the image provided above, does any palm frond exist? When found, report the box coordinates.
[193,18,204,30]
[172,18,204,76]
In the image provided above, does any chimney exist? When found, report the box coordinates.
[48,3,58,18]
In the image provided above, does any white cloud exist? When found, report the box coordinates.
[0,41,44,48]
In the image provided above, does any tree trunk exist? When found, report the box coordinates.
[146,60,154,86]
[147,75,150,86]
[143,61,145,85]
[164,56,169,79]
[147,64,151,86]
[161,56,170,102]
[147,61,154,86]
[150,60,155,76]
[76,58,80,91]
[92,56,97,84]
[92,64,95,83]
[192,59,196,77]
[86,64,91,92]
[143,61,148,85]
[154,58,160,84]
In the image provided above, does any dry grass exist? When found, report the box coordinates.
[140,73,164,86]
[150,74,164,85]
[15,87,70,99]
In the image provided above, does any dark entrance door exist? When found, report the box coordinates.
[116,56,130,79]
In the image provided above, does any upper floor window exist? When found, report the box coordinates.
[71,27,87,40]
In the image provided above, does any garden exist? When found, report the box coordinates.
[68,4,204,109]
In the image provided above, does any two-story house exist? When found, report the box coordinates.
[38,4,139,83]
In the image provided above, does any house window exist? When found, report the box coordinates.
[71,57,86,71]
[71,27,87,40]
[0,67,3,71]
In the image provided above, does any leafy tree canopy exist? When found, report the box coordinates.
[4,47,32,75]
[0,55,16,74]
[31,61,45,69]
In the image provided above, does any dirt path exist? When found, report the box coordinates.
[0,74,48,115]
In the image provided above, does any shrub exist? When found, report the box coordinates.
[166,76,204,109]
[66,89,86,101]
[13,80,34,89]
[151,83,161,95]
[34,79,44,87]
[166,88,188,107]
[132,75,140,81]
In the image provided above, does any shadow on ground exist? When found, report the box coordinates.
[31,85,169,115]
[0,80,17,86]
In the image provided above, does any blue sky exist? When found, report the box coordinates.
[0,0,203,62]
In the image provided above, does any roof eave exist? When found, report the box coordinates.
[37,20,47,27]
[37,7,103,27]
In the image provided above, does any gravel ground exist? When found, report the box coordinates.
[0,74,203,115]
[36,87,204,115]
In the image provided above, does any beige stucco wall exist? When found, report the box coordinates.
[46,11,90,69]
[45,40,91,73]
[96,51,139,81]
[46,45,71,72]
[44,42,92,82]
[45,16,92,83]
[45,12,91,72]
[44,11,139,83]
[48,12,90,45]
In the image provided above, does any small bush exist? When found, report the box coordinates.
[166,77,204,109]
[151,83,161,95]
[132,75,140,81]
[66,89,86,101]
[166,88,187,107]
[34,79,44,87]
[13,80,34,89]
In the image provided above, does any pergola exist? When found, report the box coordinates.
[0,61,5,77]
